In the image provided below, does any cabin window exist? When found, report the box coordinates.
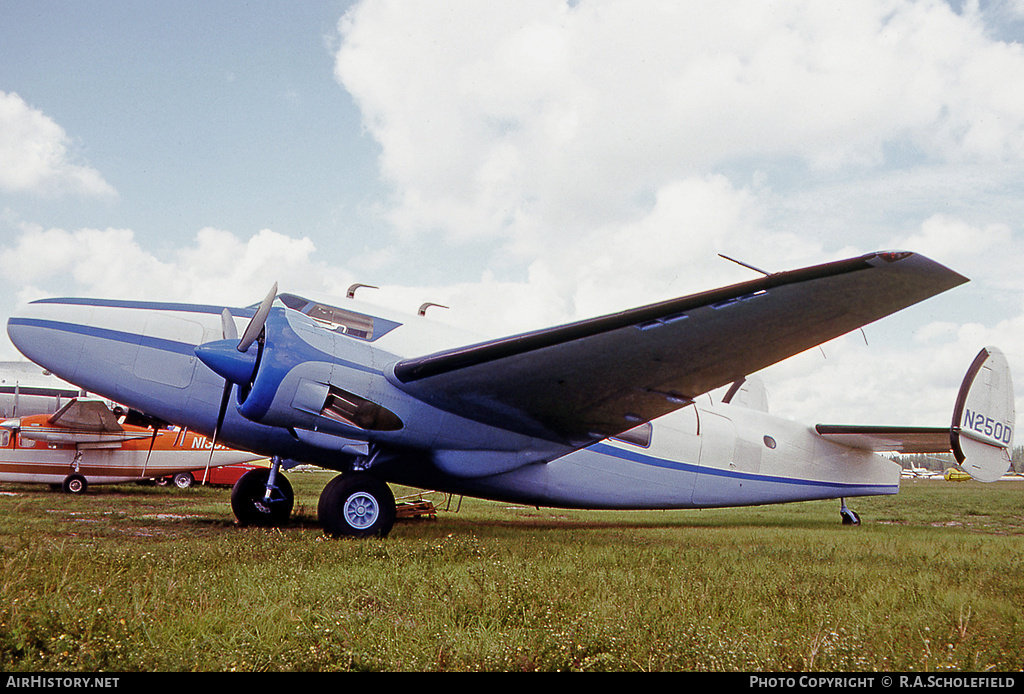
[613,422,653,448]
[763,435,777,449]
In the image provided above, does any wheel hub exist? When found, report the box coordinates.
[344,492,379,529]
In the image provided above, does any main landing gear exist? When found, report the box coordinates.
[61,453,88,494]
[62,473,88,495]
[228,458,397,538]
[318,473,396,538]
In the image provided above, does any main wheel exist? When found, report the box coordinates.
[172,471,195,489]
[231,468,294,527]
[318,474,396,538]
[62,474,88,494]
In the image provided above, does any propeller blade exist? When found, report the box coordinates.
[205,379,232,484]
[221,308,238,341]
[237,283,277,352]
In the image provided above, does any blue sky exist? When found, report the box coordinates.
[3,0,1024,426]
[1,2,380,258]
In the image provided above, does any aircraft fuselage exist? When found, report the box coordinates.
[6,294,899,509]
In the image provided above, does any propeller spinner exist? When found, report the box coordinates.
[194,283,278,478]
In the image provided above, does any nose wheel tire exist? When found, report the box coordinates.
[318,474,396,538]
[231,467,294,527]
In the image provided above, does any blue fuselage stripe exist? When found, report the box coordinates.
[9,317,195,356]
[29,297,256,316]
[588,442,897,492]
[8,316,383,377]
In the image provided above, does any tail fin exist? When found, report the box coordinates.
[722,376,769,412]
[951,347,1015,482]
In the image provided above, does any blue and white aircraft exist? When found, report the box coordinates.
[5,251,1015,537]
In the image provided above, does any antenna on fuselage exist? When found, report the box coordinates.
[718,253,770,276]
[347,283,378,299]
[418,302,449,316]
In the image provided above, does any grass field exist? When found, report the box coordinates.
[1,471,1022,672]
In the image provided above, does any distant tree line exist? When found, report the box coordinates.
[889,446,1024,474]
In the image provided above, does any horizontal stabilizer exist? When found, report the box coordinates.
[817,346,1015,482]
[814,425,951,454]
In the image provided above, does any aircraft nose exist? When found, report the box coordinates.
[7,299,87,381]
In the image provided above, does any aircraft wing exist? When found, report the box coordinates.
[13,398,151,446]
[393,251,967,446]
[813,425,952,454]
[48,398,124,432]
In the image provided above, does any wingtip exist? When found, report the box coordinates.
[867,249,969,287]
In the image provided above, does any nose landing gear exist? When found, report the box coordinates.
[230,457,294,526]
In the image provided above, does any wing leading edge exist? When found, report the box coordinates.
[393,251,967,446]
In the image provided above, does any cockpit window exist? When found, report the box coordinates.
[277,293,401,341]
[305,303,375,339]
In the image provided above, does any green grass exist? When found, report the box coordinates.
[1,473,1023,671]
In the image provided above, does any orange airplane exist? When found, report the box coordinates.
[0,398,264,493]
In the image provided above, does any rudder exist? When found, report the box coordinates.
[951,347,1015,482]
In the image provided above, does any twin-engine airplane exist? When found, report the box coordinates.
[0,398,265,493]
[5,251,1016,536]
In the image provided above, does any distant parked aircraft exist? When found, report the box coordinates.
[0,361,86,418]
[0,398,263,493]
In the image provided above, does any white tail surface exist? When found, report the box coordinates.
[721,376,769,413]
[951,347,1015,482]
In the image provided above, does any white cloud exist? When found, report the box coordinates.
[0,91,116,198]
[328,0,1024,425]
[0,224,349,309]
[4,1,1024,431]
[893,214,1018,284]
[335,0,1024,250]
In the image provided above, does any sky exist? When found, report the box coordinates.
[2,0,1024,428]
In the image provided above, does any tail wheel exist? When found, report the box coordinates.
[173,471,195,489]
[318,474,396,538]
[839,498,861,525]
[841,508,861,525]
[231,468,294,527]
